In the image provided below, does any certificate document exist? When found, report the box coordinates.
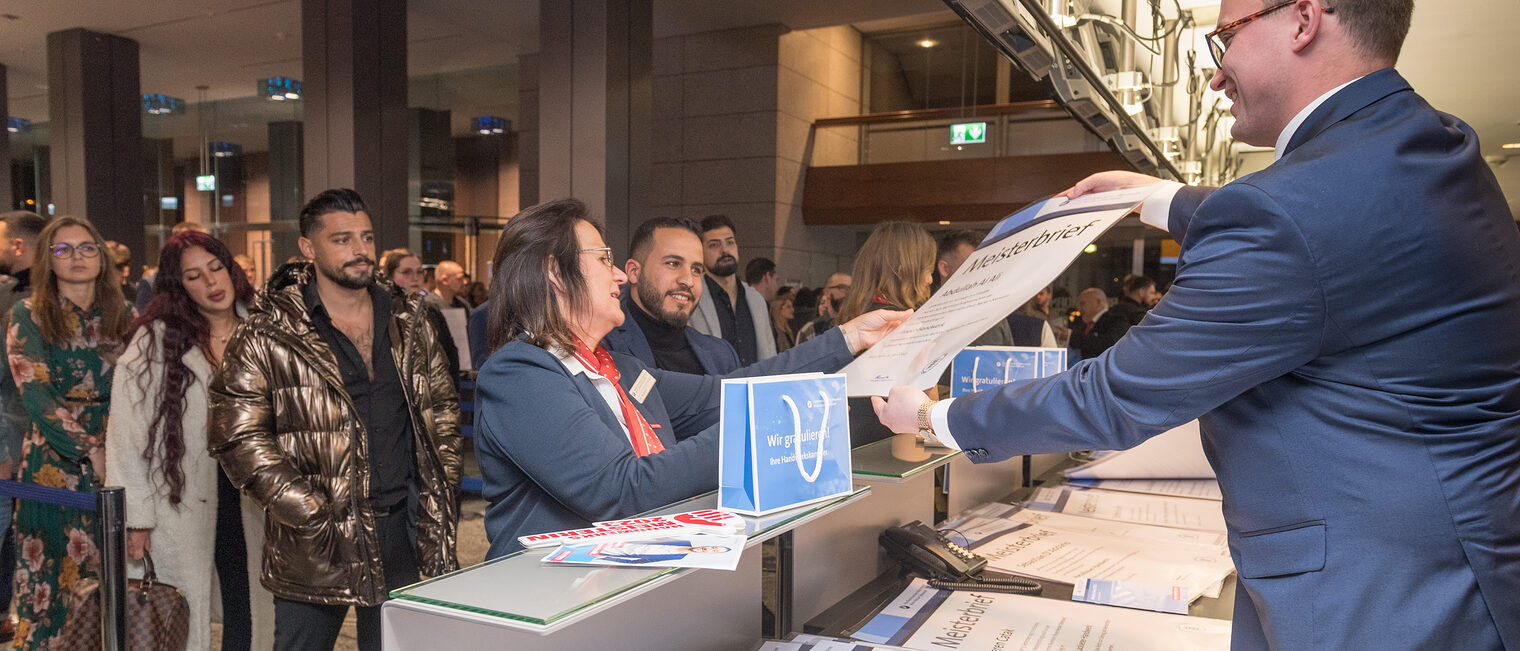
[850,578,1231,650]
[843,186,1162,396]
[1027,486,1228,532]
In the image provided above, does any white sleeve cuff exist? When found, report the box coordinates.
[1138,181,1185,231]
[929,398,962,451]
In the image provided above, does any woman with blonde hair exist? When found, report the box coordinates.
[7,216,131,649]
[836,221,937,447]
[769,293,796,353]
[835,222,937,324]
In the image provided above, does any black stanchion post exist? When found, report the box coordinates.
[97,487,127,651]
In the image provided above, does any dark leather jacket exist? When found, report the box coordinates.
[209,262,461,605]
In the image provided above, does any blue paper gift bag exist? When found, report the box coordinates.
[949,346,1068,397]
[718,373,853,515]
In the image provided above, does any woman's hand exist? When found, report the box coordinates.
[128,529,152,561]
[839,309,913,354]
[87,447,106,482]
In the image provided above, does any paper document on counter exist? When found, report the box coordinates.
[1028,485,1228,532]
[843,186,1162,396]
[943,509,1233,601]
[760,634,915,650]
[1063,421,1215,479]
[946,502,1229,550]
[850,578,1231,650]
[1066,478,1224,501]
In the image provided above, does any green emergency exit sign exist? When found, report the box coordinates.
[950,122,987,145]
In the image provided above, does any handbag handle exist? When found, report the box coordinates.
[140,549,158,592]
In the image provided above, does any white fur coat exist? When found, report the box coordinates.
[105,323,274,651]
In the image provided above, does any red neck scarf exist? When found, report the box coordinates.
[571,338,665,457]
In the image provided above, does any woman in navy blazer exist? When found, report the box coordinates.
[474,199,908,558]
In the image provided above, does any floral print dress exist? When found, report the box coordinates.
[6,298,115,650]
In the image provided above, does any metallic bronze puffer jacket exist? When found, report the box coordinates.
[209,262,461,606]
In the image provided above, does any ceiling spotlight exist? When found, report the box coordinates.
[917,39,938,48]
[259,77,302,102]
[5,117,30,133]
[1502,142,1520,150]
[471,116,510,135]
[141,94,186,115]
[209,141,241,158]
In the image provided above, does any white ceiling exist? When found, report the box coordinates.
[1,0,1517,214]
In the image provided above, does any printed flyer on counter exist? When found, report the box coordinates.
[850,578,1231,650]
[540,533,746,570]
[843,185,1162,396]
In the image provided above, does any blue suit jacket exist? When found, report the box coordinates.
[475,327,855,558]
[947,70,1520,650]
[602,290,742,375]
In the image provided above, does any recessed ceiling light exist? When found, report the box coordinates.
[917,39,938,48]
[1502,142,1520,150]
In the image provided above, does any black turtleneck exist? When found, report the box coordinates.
[628,299,706,375]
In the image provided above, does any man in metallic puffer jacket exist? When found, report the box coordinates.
[210,189,461,651]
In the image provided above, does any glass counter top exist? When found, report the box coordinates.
[850,436,960,482]
[389,484,871,632]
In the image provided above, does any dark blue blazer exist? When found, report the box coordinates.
[602,290,741,375]
[476,327,855,558]
[946,70,1520,649]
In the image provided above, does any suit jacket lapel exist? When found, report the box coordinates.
[1284,68,1412,157]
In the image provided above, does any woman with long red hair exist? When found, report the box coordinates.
[104,231,271,650]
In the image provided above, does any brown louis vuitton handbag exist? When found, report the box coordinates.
[57,550,190,651]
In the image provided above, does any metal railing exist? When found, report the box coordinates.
[0,480,126,650]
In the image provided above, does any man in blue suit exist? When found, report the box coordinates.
[875,1,1520,648]
[604,217,741,375]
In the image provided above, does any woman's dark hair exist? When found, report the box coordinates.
[487,198,603,354]
[123,231,255,507]
[32,216,131,348]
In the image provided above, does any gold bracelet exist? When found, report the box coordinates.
[916,400,943,446]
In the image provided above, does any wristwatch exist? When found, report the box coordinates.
[916,400,944,447]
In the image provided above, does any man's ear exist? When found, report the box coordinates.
[935,259,951,280]
[1289,0,1325,54]
[624,258,642,284]
[298,237,315,260]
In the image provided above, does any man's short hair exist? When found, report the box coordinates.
[936,230,983,260]
[744,258,776,285]
[629,217,701,263]
[299,188,369,238]
[699,214,736,237]
[1305,0,1413,62]
[0,211,47,241]
[1123,275,1156,296]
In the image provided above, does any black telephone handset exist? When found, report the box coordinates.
[880,521,986,581]
[880,521,1041,595]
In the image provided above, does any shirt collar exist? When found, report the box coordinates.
[554,346,605,381]
[1273,76,1362,161]
[301,278,389,320]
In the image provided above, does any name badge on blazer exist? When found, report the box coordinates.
[629,370,656,403]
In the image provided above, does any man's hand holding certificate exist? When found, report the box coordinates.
[846,185,1163,398]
